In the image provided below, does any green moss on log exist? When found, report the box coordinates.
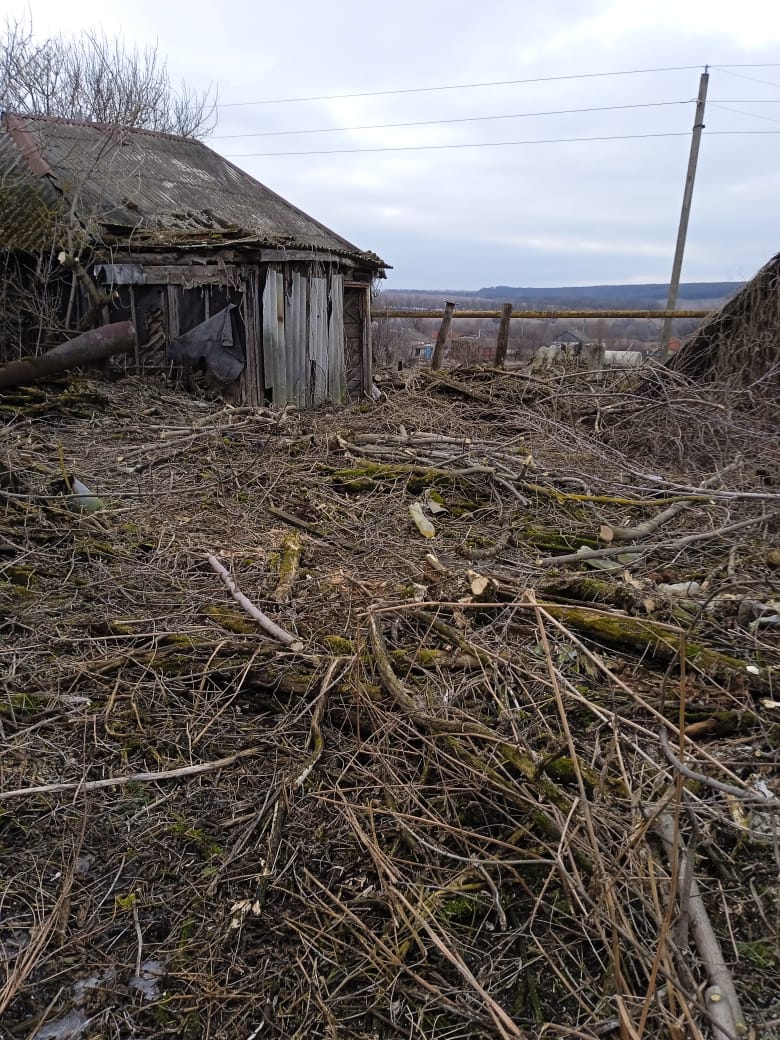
[514,523,600,553]
[538,602,771,692]
[0,692,50,718]
[320,459,479,495]
[4,564,36,587]
[322,635,355,655]
[204,605,258,635]
[541,755,605,793]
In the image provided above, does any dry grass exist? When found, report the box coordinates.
[0,365,778,1039]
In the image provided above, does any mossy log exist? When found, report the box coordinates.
[318,459,486,495]
[537,602,771,693]
[513,522,600,553]
[522,482,711,509]
[203,606,259,634]
[273,530,302,604]
[535,575,641,611]
[67,635,319,697]
[680,707,760,738]
[0,386,108,419]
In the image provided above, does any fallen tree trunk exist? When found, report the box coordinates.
[0,322,135,392]
[535,602,771,693]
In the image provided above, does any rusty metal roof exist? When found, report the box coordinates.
[0,113,386,267]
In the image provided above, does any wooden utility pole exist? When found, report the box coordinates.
[493,303,513,368]
[660,67,709,352]
[431,301,455,371]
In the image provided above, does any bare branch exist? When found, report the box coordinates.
[1,15,216,137]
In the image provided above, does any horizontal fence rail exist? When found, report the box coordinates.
[373,308,710,319]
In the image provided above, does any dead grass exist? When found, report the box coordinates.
[0,366,778,1039]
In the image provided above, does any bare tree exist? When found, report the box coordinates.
[0,19,219,359]
[0,16,216,138]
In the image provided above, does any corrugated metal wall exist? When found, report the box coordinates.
[258,264,349,408]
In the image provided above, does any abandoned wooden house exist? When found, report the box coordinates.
[0,111,387,405]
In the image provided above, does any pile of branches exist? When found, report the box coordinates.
[667,252,780,407]
[1,369,778,1039]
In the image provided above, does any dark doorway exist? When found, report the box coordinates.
[343,285,367,396]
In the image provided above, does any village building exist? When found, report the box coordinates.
[0,112,387,406]
[547,329,595,356]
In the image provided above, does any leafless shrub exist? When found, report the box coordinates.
[0,15,216,138]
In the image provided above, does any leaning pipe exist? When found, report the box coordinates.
[0,321,136,392]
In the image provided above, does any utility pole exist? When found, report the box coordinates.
[660,67,709,353]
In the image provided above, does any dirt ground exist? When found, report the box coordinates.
[1,364,778,1040]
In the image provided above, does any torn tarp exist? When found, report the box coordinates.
[167,305,245,384]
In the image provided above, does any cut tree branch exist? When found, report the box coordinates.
[207,553,304,652]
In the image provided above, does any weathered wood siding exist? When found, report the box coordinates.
[259,263,351,408]
[95,257,362,408]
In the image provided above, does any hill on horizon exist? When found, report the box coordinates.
[386,281,743,310]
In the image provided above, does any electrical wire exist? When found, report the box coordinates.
[223,129,780,159]
[712,66,780,89]
[208,99,693,139]
[209,98,780,141]
[216,65,706,108]
[710,103,780,124]
[217,62,780,108]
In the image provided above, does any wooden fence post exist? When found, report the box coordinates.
[430,302,455,371]
[493,303,513,369]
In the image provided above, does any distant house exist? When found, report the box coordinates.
[549,330,586,355]
[0,112,388,406]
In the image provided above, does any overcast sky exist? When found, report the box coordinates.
[8,0,780,289]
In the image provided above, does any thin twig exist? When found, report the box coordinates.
[0,749,260,801]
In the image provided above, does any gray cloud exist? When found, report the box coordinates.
[9,0,780,288]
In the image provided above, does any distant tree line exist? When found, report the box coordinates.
[381,282,741,313]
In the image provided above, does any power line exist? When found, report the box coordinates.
[209,99,693,140]
[209,98,780,141]
[713,66,780,89]
[216,65,705,108]
[711,102,780,124]
[216,62,780,109]
[223,129,780,159]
